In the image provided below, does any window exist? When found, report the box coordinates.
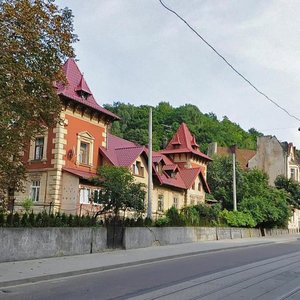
[80,188,91,204]
[192,182,195,190]
[77,132,94,166]
[79,142,90,165]
[290,168,298,181]
[198,182,202,191]
[31,181,40,202]
[173,197,178,209]
[158,195,164,212]
[34,137,44,160]
[132,161,144,177]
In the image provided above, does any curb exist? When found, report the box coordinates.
[0,241,274,288]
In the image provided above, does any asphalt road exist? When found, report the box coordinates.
[1,241,300,300]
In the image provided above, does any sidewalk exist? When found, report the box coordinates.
[0,234,299,288]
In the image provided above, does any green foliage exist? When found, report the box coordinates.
[219,209,256,228]
[275,175,300,208]
[0,211,103,227]
[21,213,29,227]
[104,102,261,152]
[207,155,244,209]
[13,212,20,227]
[240,188,291,228]
[21,198,34,213]
[181,206,200,226]
[0,0,77,205]
[0,211,4,226]
[92,165,146,217]
[154,217,170,227]
[166,206,185,226]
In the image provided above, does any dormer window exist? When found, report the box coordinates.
[75,74,92,100]
[77,90,89,100]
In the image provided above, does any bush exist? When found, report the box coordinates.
[219,209,256,228]
[0,212,5,227]
[13,212,20,227]
[29,211,35,227]
[181,206,200,226]
[21,198,33,213]
[155,217,169,227]
[166,206,185,226]
[21,213,30,227]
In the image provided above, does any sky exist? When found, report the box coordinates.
[57,0,300,147]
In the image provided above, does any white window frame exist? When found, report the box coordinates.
[77,132,94,166]
[34,137,44,160]
[79,187,91,204]
[158,194,164,212]
[30,180,40,202]
[29,131,48,161]
[173,197,178,209]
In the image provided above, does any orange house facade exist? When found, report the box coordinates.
[15,59,119,215]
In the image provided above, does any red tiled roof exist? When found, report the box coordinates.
[156,171,187,189]
[100,134,146,167]
[162,164,178,171]
[161,123,212,161]
[62,167,96,179]
[57,59,119,120]
[100,132,211,193]
[180,168,210,193]
[216,147,256,169]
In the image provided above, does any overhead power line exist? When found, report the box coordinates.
[158,0,300,122]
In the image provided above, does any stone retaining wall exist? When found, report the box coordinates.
[123,227,264,249]
[0,227,107,262]
[0,226,298,262]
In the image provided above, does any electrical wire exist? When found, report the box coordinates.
[158,0,300,122]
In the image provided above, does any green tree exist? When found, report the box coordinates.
[0,0,77,209]
[274,175,300,208]
[240,188,291,228]
[207,155,244,209]
[92,166,146,218]
[104,102,261,153]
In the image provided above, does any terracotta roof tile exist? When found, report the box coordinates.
[161,123,212,161]
[62,167,96,179]
[57,59,119,120]
[216,147,256,169]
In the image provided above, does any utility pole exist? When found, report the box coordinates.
[147,107,153,219]
[231,145,237,211]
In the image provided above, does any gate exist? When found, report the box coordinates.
[107,224,124,249]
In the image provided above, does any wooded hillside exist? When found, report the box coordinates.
[104,102,262,152]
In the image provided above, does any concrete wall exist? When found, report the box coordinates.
[1,226,297,262]
[0,227,107,262]
[123,227,263,249]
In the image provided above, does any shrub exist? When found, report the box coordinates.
[219,209,256,228]
[155,217,169,227]
[67,214,73,227]
[0,212,5,227]
[13,212,20,227]
[21,213,29,227]
[181,206,200,226]
[6,213,13,227]
[135,217,144,227]
[21,198,33,213]
[166,206,185,226]
[29,211,35,227]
